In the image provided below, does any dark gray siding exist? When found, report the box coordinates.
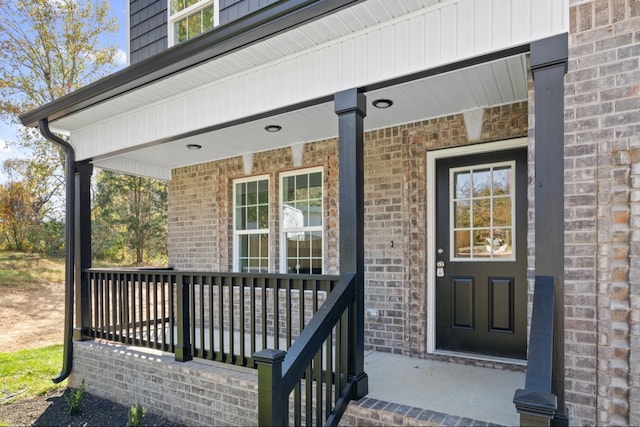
[130,0,167,64]
[129,0,280,64]
[219,0,280,24]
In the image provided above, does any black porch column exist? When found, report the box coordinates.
[530,33,568,421]
[73,160,93,340]
[334,88,368,399]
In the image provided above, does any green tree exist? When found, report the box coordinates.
[93,170,168,265]
[0,0,118,252]
[0,159,63,253]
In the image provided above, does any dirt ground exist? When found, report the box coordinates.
[0,281,181,426]
[0,281,65,352]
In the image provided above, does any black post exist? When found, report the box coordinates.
[334,88,368,399]
[254,349,287,426]
[513,276,558,426]
[175,274,192,362]
[73,161,93,341]
[530,33,568,425]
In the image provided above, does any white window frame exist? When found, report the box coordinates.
[279,167,324,275]
[167,0,219,47]
[233,175,270,273]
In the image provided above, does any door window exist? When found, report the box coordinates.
[450,161,515,261]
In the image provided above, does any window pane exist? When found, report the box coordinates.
[493,197,511,226]
[283,176,295,202]
[239,235,248,258]
[310,231,322,258]
[454,230,471,258]
[236,182,246,206]
[493,167,512,196]
[236,207,246,230]
[256,205,267,229]
[455,171,471,199]
[308,199,322,226]
[296,174,308,199]
[247,206,257,230]
[247,181,257,205]
[493,229,511,258]
[258,180,268,204]
[454,200,470,228]
[175,19,187,43]
[472,199,491,227]
[472,169,491,197]
[202,6,214,30]
[473,229,492,258]
[187,12,200,39]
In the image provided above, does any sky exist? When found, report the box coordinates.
[0,0,129,182]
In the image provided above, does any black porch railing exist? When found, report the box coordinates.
[254,272,355,427]
[85,268,339,368]
[513,275,559,426]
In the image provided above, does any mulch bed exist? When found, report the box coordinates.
[0,388,182,426]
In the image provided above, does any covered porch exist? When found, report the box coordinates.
[19,1,569,425]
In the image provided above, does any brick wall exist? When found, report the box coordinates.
[70,340,259,425]
[169,102,529,358]
[565,0,640,425]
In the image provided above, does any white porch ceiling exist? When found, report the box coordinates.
[94,53,529,178]
[45,0,564,179]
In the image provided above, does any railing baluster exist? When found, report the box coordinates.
[261,278,267,351]
[207,275,214,359]
[274,279,280,350]
[169,274,175,353]
[324,332,333,421]
[199,275,205,359]
[251,277,257,358]
[217,275,224,363]
[286,278,292,348]
[239,276,245,364]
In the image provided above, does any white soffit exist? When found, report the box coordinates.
[92,53,529,180]
[61,0,566,176]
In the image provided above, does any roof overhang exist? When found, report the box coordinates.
[21,0,569,180]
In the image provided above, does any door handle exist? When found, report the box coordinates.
[436,261,445,277]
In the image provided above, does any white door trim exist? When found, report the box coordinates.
[426,137,528,354]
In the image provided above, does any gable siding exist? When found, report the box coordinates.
[130,0,168,64]
[130,0,280,64]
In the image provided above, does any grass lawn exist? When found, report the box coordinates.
[0,251,64,288]
[0,345,66,405]
[0,250,67,408]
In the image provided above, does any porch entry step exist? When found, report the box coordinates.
[344,397,501,426]
[347,351,524,426]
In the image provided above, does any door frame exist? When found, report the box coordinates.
[426,137,529,356]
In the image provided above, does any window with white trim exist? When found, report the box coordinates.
[280,168,323,274]
[168,0,219,46]
[234,177,269,273]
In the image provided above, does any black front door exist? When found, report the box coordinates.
[435,148,527,359]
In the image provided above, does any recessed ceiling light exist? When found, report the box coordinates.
[186,144,202,150]
[265,125,282,132]
[372,99,393,109]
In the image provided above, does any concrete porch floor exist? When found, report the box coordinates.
[361,351,525,426]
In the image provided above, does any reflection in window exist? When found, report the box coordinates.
[281,169,323,274]
[451,162,515,260]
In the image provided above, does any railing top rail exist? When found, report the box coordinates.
[85,267,340,281]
